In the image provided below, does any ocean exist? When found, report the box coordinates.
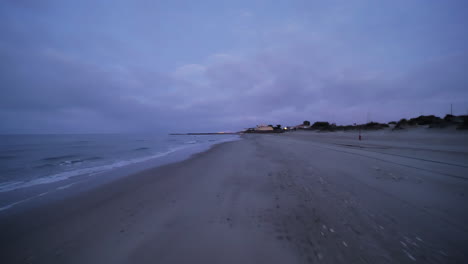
[0,133,239,210]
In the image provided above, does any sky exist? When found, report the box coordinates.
[1,0,468,133]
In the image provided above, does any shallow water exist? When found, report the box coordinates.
[0,133,239,193]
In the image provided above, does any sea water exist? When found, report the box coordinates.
[0,134,239,209]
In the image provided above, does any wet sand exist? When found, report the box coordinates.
[1,129,468,263]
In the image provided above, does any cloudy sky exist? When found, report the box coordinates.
[1,0,467,133]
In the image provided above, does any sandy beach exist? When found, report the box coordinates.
[1,129,468,264]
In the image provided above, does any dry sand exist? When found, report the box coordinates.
[1,129,468,263]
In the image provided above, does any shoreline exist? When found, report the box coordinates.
[0,136,241,214]
[1,130,467,263]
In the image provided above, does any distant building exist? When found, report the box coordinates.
[255,125,274,131]
[450,116,464,124]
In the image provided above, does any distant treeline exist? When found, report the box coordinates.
[300,114,468,132]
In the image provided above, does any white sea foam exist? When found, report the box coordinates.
[56,182,77,190]
[0,134,240,213]
[0,146,190,193]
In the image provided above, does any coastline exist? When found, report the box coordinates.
[0,135,240,214]
[1,130,467,263]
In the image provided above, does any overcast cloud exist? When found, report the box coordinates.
[1,0,468,133]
